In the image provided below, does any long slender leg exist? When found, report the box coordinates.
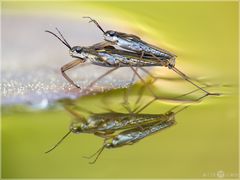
[134,97,157,114]
[121,89,133,113]
[61,59,86,88]
[135,85,211,114]
[132,67,156,106]
[140,67,160,84]
[83,16,105,34]
[139,67,212,100]
[81,67,119,94]
[130,51,144,84]
[134,84,146,105]
[129,65,158,99]
[140,67,209,83]
[171,67,211,94]
[82,144,106,164]
[124,51,145,110]
[172,66,210,86]
[149,53,218,95]
[121,89,141,114]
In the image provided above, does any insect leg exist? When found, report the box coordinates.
[172,85,208,99]
[83,145,106,164]
[129,65,159,99]
[61,59,86,88]
[123,52,145,110]
[167,92,210,115]
[171,66,210,86]
[135,85,211,114]
[149,53,219,95]
[83,16,105,34]
[121,89,133,113]
[130,51,145,84]
[171,66,212,95]
[121,89,142,114]
[81,67,119,94]
[134,97,157,114]
[139,67,214,99]
[139,67,161,84]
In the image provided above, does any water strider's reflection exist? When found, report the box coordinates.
[46,88,209,163]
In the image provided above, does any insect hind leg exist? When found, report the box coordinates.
[148,53,220,96]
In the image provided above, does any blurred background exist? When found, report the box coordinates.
[1,1,238,178]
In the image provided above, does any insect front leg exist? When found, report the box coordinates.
[83,16,106,34]
[61,59,86,88]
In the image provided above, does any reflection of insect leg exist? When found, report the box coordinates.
[121,89,132,113]
[83,144,105,164]
[129,65,158,99]
[81,67,119,94]
[61,59,86,88]
[124,51,145,107]
[134,98,157,114]
[135,88,210,114]
[63,103,94,121]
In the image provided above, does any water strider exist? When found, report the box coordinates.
[83,17,219,96]
[46,28,175,97]
[83,106,187,164]
[83,93,209,164]
[45,91,208,160]
[45,100,180,154]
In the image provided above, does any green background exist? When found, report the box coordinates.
[2,1,238,178]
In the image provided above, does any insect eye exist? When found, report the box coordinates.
[108,31,115,36]
[75,48,82,53]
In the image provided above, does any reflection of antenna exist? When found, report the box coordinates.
[83,145,105,164]
[45,130,72,154]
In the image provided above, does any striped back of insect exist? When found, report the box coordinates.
[109,118,176,148]
[104,31,176,61]
[87,112,173,132]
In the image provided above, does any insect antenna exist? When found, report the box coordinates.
[45,130,72,154]
[83,16,106,34]
[83,145,105,164]
[55,27,72,49]
[45,29,72,49]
